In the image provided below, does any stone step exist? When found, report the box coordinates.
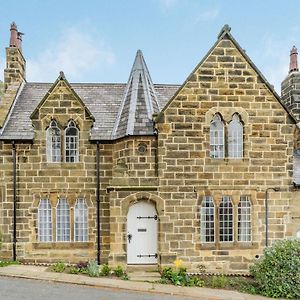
[126,265,159,272]
[127,270,161,282]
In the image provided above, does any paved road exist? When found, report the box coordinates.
[0,277,196,300]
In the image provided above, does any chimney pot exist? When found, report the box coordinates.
[9,22,18,48]
[289,46,299,73]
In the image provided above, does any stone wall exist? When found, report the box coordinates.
[155,35,294,273]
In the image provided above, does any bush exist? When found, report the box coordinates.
[87,260,100,277]
[52,262,66,273]
[100,264,111,276]
[210,274,228,289]
[250,239,300,299]
[76,261,88,274]
[68,266,79,274]
[113,265,125,277]
[0,260,19,267]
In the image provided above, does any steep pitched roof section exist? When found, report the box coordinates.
[112,50,160,139]
[0,82,179,141]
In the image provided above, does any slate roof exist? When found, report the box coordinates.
[112,50,161,139]
[0,81,179,141]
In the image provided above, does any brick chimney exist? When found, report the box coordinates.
[0,22,26,127]
[281,46,300,121]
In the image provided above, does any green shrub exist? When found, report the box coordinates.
[68,266,79,274]
[87,260,100,277]
[52,262,66,273]
[113,265,125,277]
[210,274,228,289]
[0,260,19,267]
[250,239,300,299]
[100,264,111,276]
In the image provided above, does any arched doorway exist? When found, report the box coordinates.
[127,201,158,264]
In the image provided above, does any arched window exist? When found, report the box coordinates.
[210,114,224,158]
[238,196,251,242]
[228,113,243,158]
[46,120,61,162]
[65,120,79,163]
[74,198,88,242]
[56,198,70,242]
[200,196,215,243]
[38,199,52,242]
[219,196,233,242]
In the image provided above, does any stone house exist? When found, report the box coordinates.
[0,23,299,273]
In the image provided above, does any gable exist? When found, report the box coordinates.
[30,72,95,122]
[155,25,296,125]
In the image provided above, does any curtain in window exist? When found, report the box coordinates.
[200,196,215,242]
[46,120,61,162]
[228,113,243,158]
[74,198,88,242]
[219,196,233,242]
[210,114,224,158]
[238,196,251,242]
[38,199,52,242]
[65,121,79,163]
[56,199,70,242]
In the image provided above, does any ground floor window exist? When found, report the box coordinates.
[37,197,89,242]
[200,194,252,243]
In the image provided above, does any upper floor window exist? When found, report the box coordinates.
[210,114,224,158]
[56,198,70,242]
[210,113,244,159]
[46,120,61,163]
[38,199,52,242]
[228,113,243,158]
[200,196,215,243]
[65,121,79,163]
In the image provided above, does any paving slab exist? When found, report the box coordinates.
[0,265,269,300]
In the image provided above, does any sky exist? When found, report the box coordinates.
[0,0,299,93]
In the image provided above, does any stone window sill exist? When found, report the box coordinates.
[32,242,93,250]
[199,241,258,250]
[206,158,249,165]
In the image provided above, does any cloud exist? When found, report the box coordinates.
[195,8,219,22]
[26,27,115,82]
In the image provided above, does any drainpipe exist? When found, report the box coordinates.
[12,141,17,261]
[96,141,100,264]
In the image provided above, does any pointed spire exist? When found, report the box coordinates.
[290,46,299,73]
[112,50,160,139]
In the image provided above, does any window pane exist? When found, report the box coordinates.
[65,121,79,163]
[200,196,215,243]
[46,120,61,163]
[228,114,243,158]
[56,199,70,242]
[219,196,233,242]
[210,114,224,158]
[74,198,88,242]
[238,196,251,242]
[38,199,52,242]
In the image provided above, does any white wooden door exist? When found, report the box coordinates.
[127,201,158,264]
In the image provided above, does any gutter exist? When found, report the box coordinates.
[12,141,17,261]
[96,141,101,264]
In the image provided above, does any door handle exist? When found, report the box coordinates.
[127,233,132,243]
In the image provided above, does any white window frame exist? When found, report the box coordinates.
[46,120,61,163]
[219,196,234,242]
[200,196,215,243]
[38,199,52,242]
[238,196,252,242]
[210,114,225,159]
[56,198,70,242]
[228,113,243,159]
[64,120,79,163]
[74,198,88,242]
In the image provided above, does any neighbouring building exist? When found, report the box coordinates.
[0,23,300,273]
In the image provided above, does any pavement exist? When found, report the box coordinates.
[0,264,269,300]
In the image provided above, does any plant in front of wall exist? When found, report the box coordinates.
[0,260,19,267]
[113,265,125,277]
[52,261,66,273]
[100,264,111,276]
[87,260,100,277]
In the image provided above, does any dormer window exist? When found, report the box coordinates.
[46,120,61,163]
[65,120,79,163]
[46,120,79,163]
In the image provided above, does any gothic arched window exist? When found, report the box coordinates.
[210,114,224,158]
[200,196,215,243]
[228,113,243,158]
[46,120,61,162]
[219,196,233,242]
[65,120,79,163]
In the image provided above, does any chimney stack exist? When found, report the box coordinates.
[290,46,299,73]
[9,22,18,47]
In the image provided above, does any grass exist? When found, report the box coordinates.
[0,260,19,267]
